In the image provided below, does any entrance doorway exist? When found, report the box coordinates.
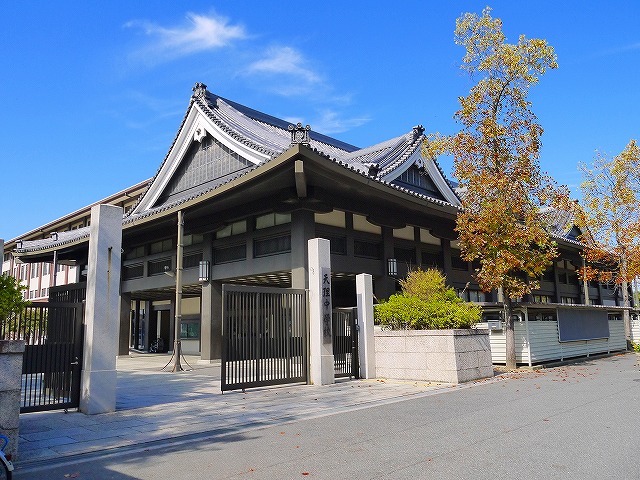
[149,308,171,353]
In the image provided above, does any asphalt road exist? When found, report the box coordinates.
[17,353,640,479]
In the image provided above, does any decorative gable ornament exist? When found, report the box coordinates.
[412,125,425,141]
[289,123,311,147]
[193,121,207,143]
[192,82,208,99]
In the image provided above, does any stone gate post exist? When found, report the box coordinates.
[308,238,335,385]
[0,340,24,460]
[80,204,122,414]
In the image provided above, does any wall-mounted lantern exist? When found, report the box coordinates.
[198,260,210,283]
[387,258,398,277]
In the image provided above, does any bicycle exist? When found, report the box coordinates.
[0,435,13,480]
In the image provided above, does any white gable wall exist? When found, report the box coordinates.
[382,149,461,207]
[134,105,271,214]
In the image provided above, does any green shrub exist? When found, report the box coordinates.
[632,342,640,353]
[374,268,481,330]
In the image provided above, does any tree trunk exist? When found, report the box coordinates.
[504,296,516,369]
[621,256,631,346]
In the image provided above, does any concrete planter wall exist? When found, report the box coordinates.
[0,340,25,460]
[374,328,493,384]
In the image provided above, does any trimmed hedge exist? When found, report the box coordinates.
[375,269,481,330]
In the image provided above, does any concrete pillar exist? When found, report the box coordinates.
[379,226,396,299]
[0,340,24,461]
[118,293,131,356]
[80,204,122,414]
[441,238,452,278]
[356,274,376,379]
[200,280,222,362]
[308,238,334,385]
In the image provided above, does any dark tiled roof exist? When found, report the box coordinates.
[14,85,462,255]
[15,228,90,253]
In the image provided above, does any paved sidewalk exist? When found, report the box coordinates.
[17,353,455,467]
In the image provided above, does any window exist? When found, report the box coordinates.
[394,247,415,265]
[254,235,291,257]
[184,234,204,246]
[31,264,39,278]
[421,250,442,269]
[533,295,552,304]
[180,319,200,339]
[532,311,557,321]
[123,264,144,280]
[319,234,347,255]
[541,268,555,283]
[561,297,577,305]
[150,239,173,254]
[468,290,486,302]
[214,244,246,264]
[216,220,247,239]
[458,289,486,302]
[451,252,468,271]
[42,263,50,275]
[125,245,145,260]
[255,212,291,230]
[183,252,203,268]
[148,258,172,276]
[41,288,48,298]
[353,240,381,259]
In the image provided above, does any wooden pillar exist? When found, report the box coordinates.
[291,210,315,289]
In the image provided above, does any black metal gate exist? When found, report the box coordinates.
[221,284,308,392]
[333,307,359,378]
[1,284,85,413]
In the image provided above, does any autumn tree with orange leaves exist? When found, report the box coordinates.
[426,7,563,368]
[574,140,640,342]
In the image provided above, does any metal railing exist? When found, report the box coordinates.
[221,284,308,392]
[333,307,359,378]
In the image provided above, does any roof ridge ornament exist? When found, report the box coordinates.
[192,82,208,99]
[289,123,311,147]
[367,163,380,178]
[412,125,425,141]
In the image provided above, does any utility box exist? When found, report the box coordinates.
[487,320,503,331]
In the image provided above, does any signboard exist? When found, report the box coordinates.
[557,307,610,342]
[321,267,332,342]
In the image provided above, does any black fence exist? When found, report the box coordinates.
[332,307,359,378]
[221,284,308,392]
[2,283,85,413]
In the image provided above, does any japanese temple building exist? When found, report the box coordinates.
[3,83,637,364]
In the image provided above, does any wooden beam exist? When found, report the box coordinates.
[295,160,307,198]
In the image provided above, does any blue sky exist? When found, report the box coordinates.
[2,1,639,241]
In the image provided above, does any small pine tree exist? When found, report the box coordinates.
[375,268,481,330]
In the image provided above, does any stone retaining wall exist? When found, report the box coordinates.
[0,340,24,460]
[374,328,493,384]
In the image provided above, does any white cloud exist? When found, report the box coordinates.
[126,12,246,62]
[245,46,322,86]
[592,41,640,59]
[310,110,371,134]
